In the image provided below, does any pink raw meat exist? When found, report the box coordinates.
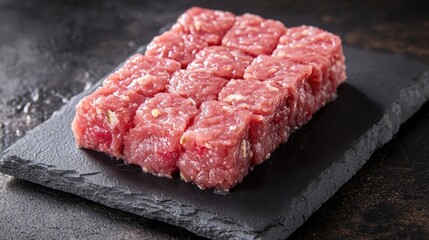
[219,80,288,165]
[171,7,236,45]
[167,69,228,107]
[103,54,181,97]
[244,55,314,127]
[222,13,286,56]
[178,101,253,191]
[72,86,146,158]
[272,46,338,107]
[187,46,253,79]
[72,8,348,192]
[277,25,347,87]
[145,31,208,68]
[123,93,198,178]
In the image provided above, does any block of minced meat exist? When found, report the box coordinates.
[103,54,181,97]
[72,86,147,158]
[275,25,347,88]
[166,69,228,107]
[272,47,336,106]
[219,80,289,166]
[187,46,253,79]
[222,13,286,56]
[145,31,208,68]
[178,101,253,191]
[171,7,236,45]
[244,55,315,127]
[123,93,198,178]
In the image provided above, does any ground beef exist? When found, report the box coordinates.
[72,86,146,158]
[72,54,180,158]
[103,54,181,97]
[123,93,198,178]
[178,101,253,191]
[145,31,208,68]
[275,25,347,88]
[167,69,228,107]
[187,46,253,79]
[244,55,314,127]
[72,8,347,192]
[222,13,286,56]
[219,80,289,165]
[171,7,236,45]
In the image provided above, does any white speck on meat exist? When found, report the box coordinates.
[151,109,162,118]
[180,135,187,145]
[188,98,197,106]
[241,140,247,158]
[107,110,119,128]
[223,93,246,102]
[265,82,280,92]
[269,68,278,73]
[119,95,130,101]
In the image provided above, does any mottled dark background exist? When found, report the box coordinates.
[0,0,428,239]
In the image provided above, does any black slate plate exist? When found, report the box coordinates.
[1,46,429,240]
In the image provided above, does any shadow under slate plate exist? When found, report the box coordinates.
[1,46,429,239]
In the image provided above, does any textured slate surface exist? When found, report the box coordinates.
[1,45,428,239]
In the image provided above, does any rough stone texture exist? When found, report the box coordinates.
[1,45,428,239]
[1,1,429,239]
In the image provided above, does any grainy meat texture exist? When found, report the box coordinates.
[72,86,146,158]
[222,13,286,56]
[272,47,335,107]
[72,7,347,191]
[167,69,228,107]
[178,101,253,191]
[274,25,347,88]
[103,54,181,97]
[123,93,198,178]
[72,54,180,158]
[187,46,253,79]
[145,31,208,68]
[219,80,289,165]
[171,7,236,45]
[244,55,315,127]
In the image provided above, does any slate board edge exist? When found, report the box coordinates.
[1,59,428,239]
[260,70,429,239]
[1,71,428,240]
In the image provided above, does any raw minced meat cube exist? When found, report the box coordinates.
[219,80,289,165]
[277,25,347,87]
[167,69,228,107]
[244,55,315,127]
[72,86,147,158]
[244,55,312,88]
[272,47,330,90]
[178,101,253,191]
[171,7,236,45]
[278,25,341,58]
[123,93,198,178]
[272,46,335,104]
[187,46,253,79]
[145,31,208,68]
[222,13,286,56]
[103,54,181,97]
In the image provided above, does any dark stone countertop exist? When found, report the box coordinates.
[0,0,428,239]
